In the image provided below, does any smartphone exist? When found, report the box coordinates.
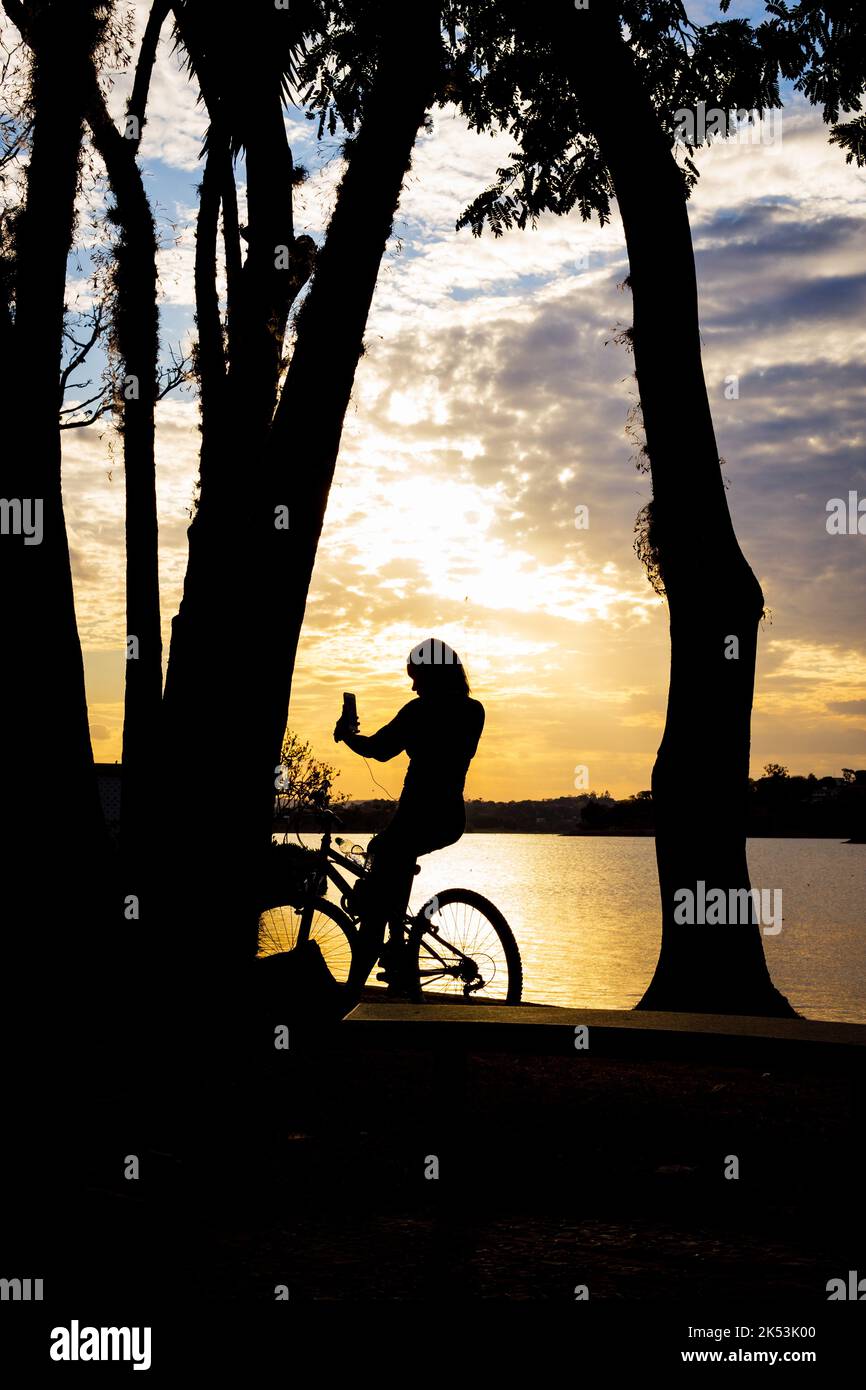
[342,692,357,724]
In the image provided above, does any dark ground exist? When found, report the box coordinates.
[54,1035,863,1304]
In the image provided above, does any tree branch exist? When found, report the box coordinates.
[126,0,171,150]
[60,388,105,414]
[59,347,190,429]
[59,400,112,430]
[157,347,192,399]
[59,304,106,394]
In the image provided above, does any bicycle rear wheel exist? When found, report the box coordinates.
[257,897,355,985]
[407,888,522,1003]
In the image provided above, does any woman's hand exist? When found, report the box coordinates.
[334,711,360,743]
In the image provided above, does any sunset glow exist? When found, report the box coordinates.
[53,3,865,801]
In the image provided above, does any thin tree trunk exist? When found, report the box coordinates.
[552,5,794,1016]
[87,76,164,860]
[232,86,295,437]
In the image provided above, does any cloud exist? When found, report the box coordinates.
[828,700,866,716]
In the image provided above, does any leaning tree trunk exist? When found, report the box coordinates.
[554,4,794,1016]
[160,0,442,975]
[257,0,443,842]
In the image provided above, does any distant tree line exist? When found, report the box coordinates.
[338,768,866,840]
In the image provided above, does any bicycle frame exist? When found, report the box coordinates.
[296,829,422,947]
[308,831,470,979]
[295,830,366,945]
[278,825,520,1000]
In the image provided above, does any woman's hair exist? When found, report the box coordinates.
[408,637,470,697]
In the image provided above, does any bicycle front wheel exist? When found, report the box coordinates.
[257,897,355,985]
[407,888,522,1003]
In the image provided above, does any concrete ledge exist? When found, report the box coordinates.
[338,1002,866,1070]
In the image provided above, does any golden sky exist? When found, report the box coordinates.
[49,4,866,801]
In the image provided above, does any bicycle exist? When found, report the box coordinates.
[257,811,523,1003]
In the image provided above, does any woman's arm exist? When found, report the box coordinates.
[335,706,411,761]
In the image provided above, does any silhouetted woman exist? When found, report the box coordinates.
[334,638,484,995]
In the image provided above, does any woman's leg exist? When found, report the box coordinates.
[345,827,417,997]
[345,806,465,998]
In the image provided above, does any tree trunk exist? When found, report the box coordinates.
[258,0,443,841]
[0,0,113,1290]
[159,0,441,978]
[553,5,794,1016]
[2,0,109,895]
[86,82,164,861]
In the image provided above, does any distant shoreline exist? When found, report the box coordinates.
[336,776,866,840]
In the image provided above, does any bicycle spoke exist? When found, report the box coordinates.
[257,902,354,984]
[417,899,511,999]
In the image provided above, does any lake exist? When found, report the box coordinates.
[297,832,866,1024]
